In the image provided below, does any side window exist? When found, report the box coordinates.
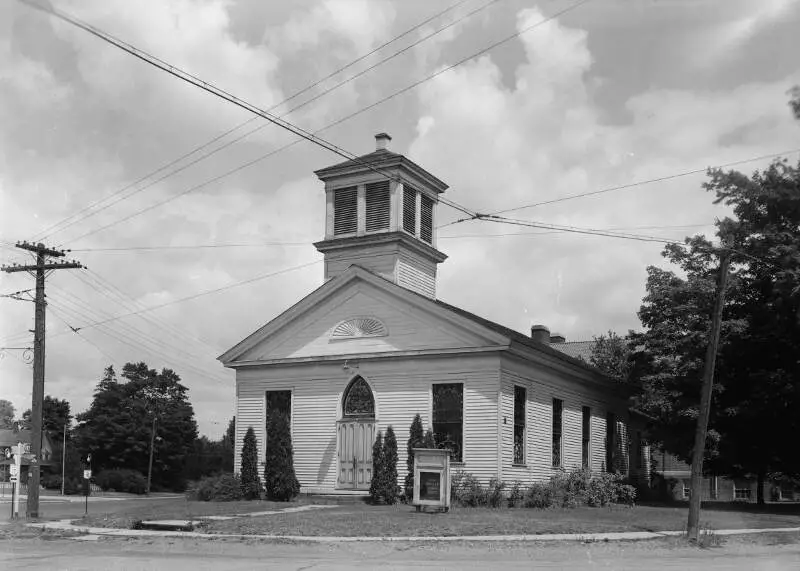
[432,383,463,462]
[513,386,526,464]
[552,398,563,468]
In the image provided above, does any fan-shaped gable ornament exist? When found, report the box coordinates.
[331,317,387,339]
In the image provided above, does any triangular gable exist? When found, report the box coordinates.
[219,266,510,365]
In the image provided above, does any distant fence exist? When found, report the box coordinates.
[0,480,103,496]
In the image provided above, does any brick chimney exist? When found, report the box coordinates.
[530,324,550,344]
[550,334,566,344]
[375,132,392,151]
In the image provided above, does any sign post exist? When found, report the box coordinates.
[10,443,23,520]
[83,468,92,516]
[411,448,451,513]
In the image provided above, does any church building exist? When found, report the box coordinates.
[219,133,636,494]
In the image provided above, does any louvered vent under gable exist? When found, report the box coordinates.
[403,185,416,234]
[420,195,433,244]
[333,186,358,235]
[365,180,391,232]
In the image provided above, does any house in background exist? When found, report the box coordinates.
[219,133,642,494]
[0,428,55,483]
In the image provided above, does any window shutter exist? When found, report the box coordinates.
[403,185,416,234]
[420,195,433,244]
[365,181,390,232]
[333,186,357,235]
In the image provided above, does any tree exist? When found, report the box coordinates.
[631,157,800,503]
[404,414,424,500]
[382,426,399,505]
[588,331,635,383]
[423,428,436,448]
[24,395,72,444]
[73,363,198,491]
[240,426,261,499]
[369,431,385,504]
[222,416,235,473]
[263,413,300,501]
[0,399,15,428]
[790,85,800,120]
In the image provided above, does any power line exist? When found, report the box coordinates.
[62,259,321,333]
[27,0,591,245]
[21,0,480,240]
[31,0,476,242]
[488,148,800,216]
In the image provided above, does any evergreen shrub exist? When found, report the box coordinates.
[382,426,400,504]
[263,413,300,501]
[240,426,262,499]
[369,431,385,504]
[404,414,425,501]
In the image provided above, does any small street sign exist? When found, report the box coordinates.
[10,475,18,483]
[83,469,92,480]
[10,464,19,476]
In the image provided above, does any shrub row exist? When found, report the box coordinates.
[450,468,636,509]
[186,473,244,502]
[95,469,147,495]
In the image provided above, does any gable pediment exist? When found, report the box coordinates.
[219,267,509,365]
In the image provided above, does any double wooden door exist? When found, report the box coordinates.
[336,420,375,489]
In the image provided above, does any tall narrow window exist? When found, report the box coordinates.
[606,412,616,473]
[582,406,591,469]
[266,390,291,453]
[402,185,416,234]
[513,386,526,465]
[365,181,390,232]
[420,195,434,244]
[552,398,563,468]
[333,186,357,235]
[432,383,463,462]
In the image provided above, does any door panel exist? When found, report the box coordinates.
[337,420,375,489]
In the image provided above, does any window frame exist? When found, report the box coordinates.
[264,389,293,463]
[431,381,464,464]
[341,376,376,419]
[552,398,563,469]
[420,194,434,244]
[513,385,526,465]
[402,185,417,235]
[333,186,358,236]
[365,180,391,233]
[582,406,591,469]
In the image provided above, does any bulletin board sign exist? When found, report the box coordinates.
[412,448,451,512]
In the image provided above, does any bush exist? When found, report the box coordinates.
[524,482,555,508]
[240,426,262,500]
[486,478,506,508]
[451,471,490,507]
[186,473,243,502]
[263,413,300,501]
[369,431,385,504]
[404,414,425,501]
[382,426,400,505]
[507,481,524,507]
[95,469,147,495]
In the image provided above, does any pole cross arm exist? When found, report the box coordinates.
[14,242,66,257]
[2,262,83,273]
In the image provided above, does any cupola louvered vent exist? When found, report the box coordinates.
[403,185,416,234]
[333,186,358,235]
[365,180,391,232]
[420,195,433,244]
[331,317,388,338]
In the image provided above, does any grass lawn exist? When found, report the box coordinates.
[195,502,800,537]
[77,496,339,529]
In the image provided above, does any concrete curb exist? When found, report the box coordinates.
[26,520,800,543]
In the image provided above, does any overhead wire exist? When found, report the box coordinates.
[23,0,593,245]
[21,0,483,244]
[30,0,479,242]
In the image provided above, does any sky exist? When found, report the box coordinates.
[1,0,799,439]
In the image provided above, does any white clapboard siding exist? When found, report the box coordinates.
[233,353,501,491]
[241,282,492,362]
[499,358,631,484]
[396,251,436,298]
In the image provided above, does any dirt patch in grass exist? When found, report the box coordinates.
[199,503,800,537]
[75,497,335,529]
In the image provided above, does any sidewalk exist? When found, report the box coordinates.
[26,517,800,543]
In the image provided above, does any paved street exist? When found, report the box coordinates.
[1,536,799,570]
[0,493,181,520]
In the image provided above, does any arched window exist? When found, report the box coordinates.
[342,376,375,418]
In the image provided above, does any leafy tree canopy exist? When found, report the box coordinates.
[0,399,15,429]
[74,363,198,491]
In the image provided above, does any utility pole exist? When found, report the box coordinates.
[686,248,732,542]
[146,415,157,495]
[1,241,82,519]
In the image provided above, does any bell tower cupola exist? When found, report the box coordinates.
[313,133,448,298]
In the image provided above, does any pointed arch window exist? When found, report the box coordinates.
[342,376,375,418]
